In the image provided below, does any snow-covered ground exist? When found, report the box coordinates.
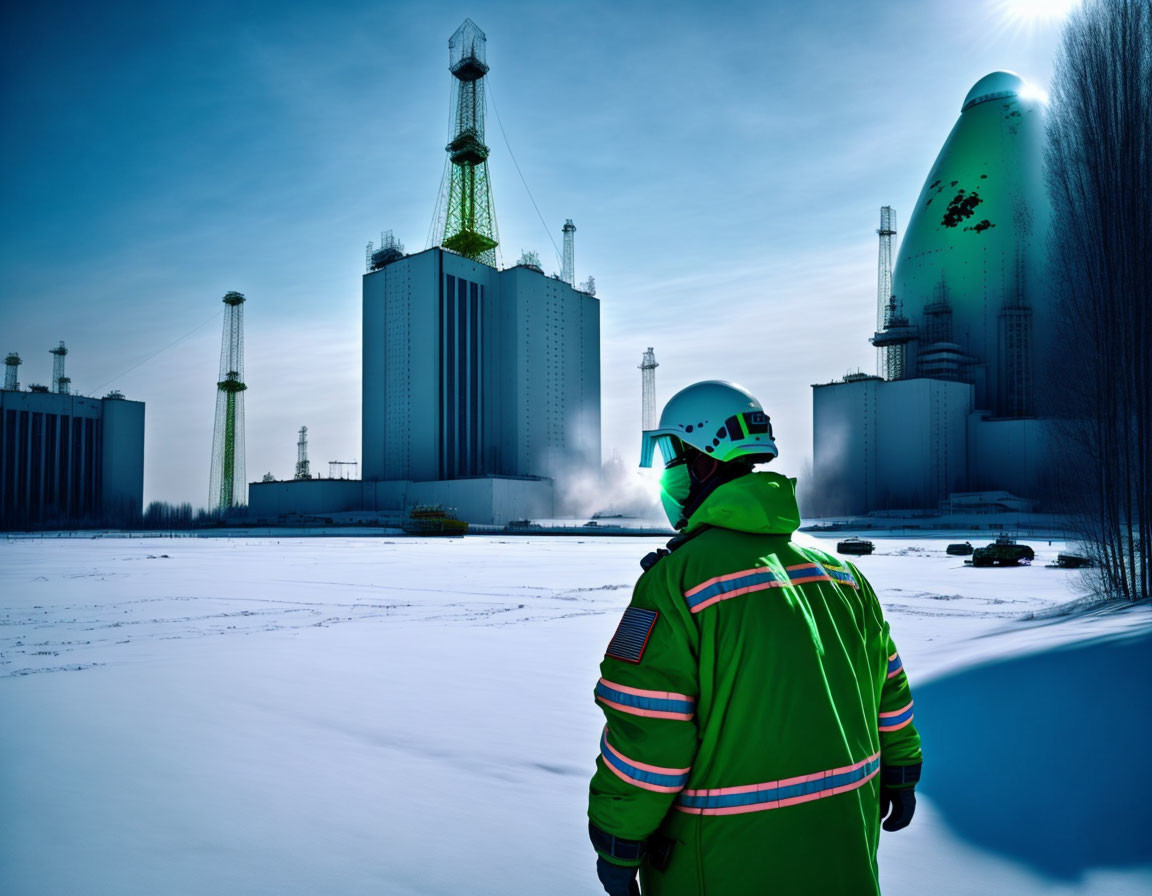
[1,534,1149,895]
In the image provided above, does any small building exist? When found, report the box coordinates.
[812,376,973,515]
[0,389,145,528]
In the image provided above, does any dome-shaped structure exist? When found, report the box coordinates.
[961,70,1025,111]
[892,71,1052,415]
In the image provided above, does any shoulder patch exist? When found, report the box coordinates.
[605,608,659,664]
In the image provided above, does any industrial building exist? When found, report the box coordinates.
[812,72,1057,516]
[1,348,145,529]
[250,20,601,525]
[362,246,600,484]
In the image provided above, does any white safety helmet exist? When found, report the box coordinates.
[640,380,779,468]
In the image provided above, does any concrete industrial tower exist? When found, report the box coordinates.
[50,341,70,394]
[561,219,576,286]
[436,19,500,266]
[209,291,247,509]
[640,347,659,432]
[295,426,311,480]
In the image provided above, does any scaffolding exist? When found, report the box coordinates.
[328,460,359,479]
[639,347,659,432]
[209,291,247,509]
[367,231,405,272]
[517,250,543,272]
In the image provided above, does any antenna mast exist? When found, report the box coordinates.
[436,19,500,266]
[639,347,659,432]
[561,219,576,286]
[209,291,247,509]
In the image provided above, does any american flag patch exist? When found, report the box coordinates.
[605,608,658,664]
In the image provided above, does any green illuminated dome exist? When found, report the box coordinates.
[893,70,1052,414]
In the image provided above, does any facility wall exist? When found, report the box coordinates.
[876,379,971,509]
[440,253,500,479]
[405,477,554,525]
[502,267,601,478]
[249,476,553,526]
[363,251,442,482]
[813,379,878,515]
[248,479,366,518]
[967,414,1055,504]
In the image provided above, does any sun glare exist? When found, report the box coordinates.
[994,0,1082,29]
[1018,82,1050,104]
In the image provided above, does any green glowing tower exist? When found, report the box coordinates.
[209,291,247,509]
[437,19,500,266]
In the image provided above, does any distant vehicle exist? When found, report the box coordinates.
[403,505,468,537]
[837,537,874,556]
[583,521,600,527]
[946,542,974,556]
[1051,553,1094,569]
[971,535,1034,567]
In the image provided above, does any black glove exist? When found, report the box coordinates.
[596,856,640,896]
[880,787,917,831]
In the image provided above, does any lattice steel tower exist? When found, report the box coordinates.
[640,347,659,432]
[50,341,70,394]
[436,20,500,266]
[209,291,247,509]
[875,206,896,376]
[3,353,20,391]
[295,426,311,480]
[561,219,576,286]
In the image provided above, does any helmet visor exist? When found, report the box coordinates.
[639,431,685,469]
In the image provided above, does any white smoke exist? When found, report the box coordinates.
[546,450,662,521]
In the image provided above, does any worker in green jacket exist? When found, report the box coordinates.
[589,381,922,896]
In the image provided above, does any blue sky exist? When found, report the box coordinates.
[0,0,1067,505]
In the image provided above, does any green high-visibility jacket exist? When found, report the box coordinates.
[588,472,922,895]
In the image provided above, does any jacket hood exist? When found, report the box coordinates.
[684,471,801,535]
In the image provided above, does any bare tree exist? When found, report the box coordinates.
[1046,0,1152,600]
